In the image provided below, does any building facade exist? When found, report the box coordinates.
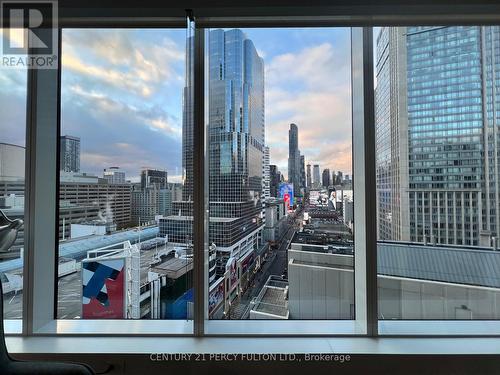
[141,169,168,190]
[306,163,312,189]
[59,173,132,229]
[263,146,270,199]
[313,164,320,188]
[162,29,266,284]
[103,167,126,184]
[376,26,500,247]
[287,123,302,196]
[322,168,331,188]
[60,135,81,173]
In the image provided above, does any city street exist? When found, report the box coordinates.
[228,212,301,319]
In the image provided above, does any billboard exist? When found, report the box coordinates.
[209,278,225,315]
[82,258,125,319]
[279,183,294,209]
[328,188,337,210]
[227,257,238,292]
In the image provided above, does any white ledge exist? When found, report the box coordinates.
[6,336,500,355]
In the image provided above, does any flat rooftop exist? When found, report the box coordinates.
[251,276,289,319]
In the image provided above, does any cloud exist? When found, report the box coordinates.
[57,29,186,182]
[264,36,352,178]
[62,29,184,98]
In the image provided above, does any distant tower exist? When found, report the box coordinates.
[60,135,80,173]
[306,163,312,189]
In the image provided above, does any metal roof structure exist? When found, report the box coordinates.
[0,226,158,273]
[378,242,500,289]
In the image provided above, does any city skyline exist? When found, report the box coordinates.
[0,28,352,182]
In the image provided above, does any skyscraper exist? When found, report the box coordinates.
[288,123,301,196]
[103,167,126,184]
[60,135,80,173]
[336,171,343,186]
[269,165,281,197]
[140,169,168,189]
[162,29,265,265]
[263,146,270,199]
[375,27,410,241]
[313,164,320,188]
[306,163,312,189]
[300,155,306,193]
[322,168,331,188]
[376,26,500,247]
[208,28,265,260]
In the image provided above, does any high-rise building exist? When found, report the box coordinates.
[103,167,126,184]
[206,28,265,260]
[306,163,312,189]
[376,26,500,247]
[162,29,265,270]
[336,171,343,186]
[300,155,306,193]
[269,165,281,198]
[132,187,171,225]
[375,27,410,242]
[313,164,320,188]
[263,146,270,199]
[288,123,302,196]
[322,168,331,188]
[60,135,80,173]
[140,169,168,189]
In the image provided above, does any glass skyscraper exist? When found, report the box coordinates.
[376,26,500,247]
[161,29,265,279]
[208,29,265,261]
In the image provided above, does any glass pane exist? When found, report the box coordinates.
[375,26,500,320]
[0,31,27,319]
[201,28,354,320]
[57,28,192,320]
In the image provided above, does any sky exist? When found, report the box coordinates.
[0,27,352,183]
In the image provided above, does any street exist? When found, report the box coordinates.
[228,211,301,319]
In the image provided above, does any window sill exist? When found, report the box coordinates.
[6,336,500,355]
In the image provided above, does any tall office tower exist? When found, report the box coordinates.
[269,165,281,197]
[207,28,265,263]
[375,27,410,241]
[376,26,500,247]
[263,146,270,199]
[336,171,343,186]
[288,123,301,196]
[300,155,306,193]
[322,168,331,188]
[140,169,168,189]
[60,135,80,173]
[313,164,320,188]
[163,29,265,270]
[103,167,126,184]
[306,163,312,189]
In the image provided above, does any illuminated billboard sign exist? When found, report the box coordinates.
[82,258,125,319]
[279,183,294,209]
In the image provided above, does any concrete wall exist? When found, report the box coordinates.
[288,250,500,320]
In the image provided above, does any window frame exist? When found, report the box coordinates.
[3,7,500,339]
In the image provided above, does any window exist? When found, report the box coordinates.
[0,30,27,320]
[201,28,355,324]
[375,26,500,322]
[57,28,192,321]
